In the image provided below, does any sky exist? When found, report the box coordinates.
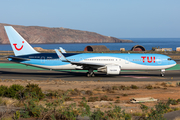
[0,0,180,38]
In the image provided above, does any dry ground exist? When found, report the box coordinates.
[0,79,180,113]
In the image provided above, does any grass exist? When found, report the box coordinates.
[0,97,19,107]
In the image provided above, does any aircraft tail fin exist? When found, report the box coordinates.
[4,26,39,56]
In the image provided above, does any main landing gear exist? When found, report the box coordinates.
[87,69,95,77]
[160,69,165,77]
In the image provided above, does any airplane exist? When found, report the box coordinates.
[4,26,176,77]
[59,47,66,53]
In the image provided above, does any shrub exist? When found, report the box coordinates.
[173,107,180,111]
[140,104,149,113]
[14,110,20,120]
[54,103,79,120]
[112,86,118,90]
[176,82,180,86]
[119,85,130,90]
[46,91,59,98]
[7,84,24,99]
[177,99,180,103]
[131,85,139,89]
[167,98,178,105]
[79,101,91,116]
[119,85,125,90]
[133,112,142,117]
[22,99,43,118]
[46,90,64,98]
[102,86,112,92]
[90,109,104,120]
[88,97,99,102]
[140,102,170,120]
[115,100,120,103]
[122,94,128,96]
[100,95,108,101]
[82,97,87,102]
[85,90,93,96]
[106,106,132,120]
[64,96,73,101]
[145,84,153,89]
[24,83,44,100]
[0,85,8,97]
[70,88,80,95]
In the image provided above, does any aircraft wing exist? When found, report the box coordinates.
[70,61,105,67]
[54,49,105,68]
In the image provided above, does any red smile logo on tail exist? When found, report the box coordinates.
[13,41,24,51]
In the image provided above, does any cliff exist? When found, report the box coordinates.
[0,23,133,44]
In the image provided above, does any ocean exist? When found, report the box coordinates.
[0,38,180,51]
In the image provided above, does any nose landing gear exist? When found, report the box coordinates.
[160,69,165,77]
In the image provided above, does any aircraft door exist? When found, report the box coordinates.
[41,56,45,63]
[80,58,83,61]
[125,57,129,64]
[157,57,162,64]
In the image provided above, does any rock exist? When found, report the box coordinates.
[76,116,90,120]
[0,23,133,44]
[93,105,100,108]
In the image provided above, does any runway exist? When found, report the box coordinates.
[0,67,180,82]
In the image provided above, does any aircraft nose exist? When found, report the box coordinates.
[172,60,177,65]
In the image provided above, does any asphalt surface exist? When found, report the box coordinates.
[0,58,180,82]
[164,110,180,120]
[0,67,180,82]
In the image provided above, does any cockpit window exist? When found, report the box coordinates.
[168,58,172,60]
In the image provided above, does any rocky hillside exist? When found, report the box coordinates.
[0,23,133,44]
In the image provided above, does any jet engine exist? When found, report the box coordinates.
[97,65,121,75]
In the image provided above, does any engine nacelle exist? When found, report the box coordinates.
[98,65,121,75]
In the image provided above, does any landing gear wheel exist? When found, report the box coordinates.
[86,72,95,77]
[161,73,164,77]
[91,73,95,77]
[160,69,165,77]
[87,72,91,77]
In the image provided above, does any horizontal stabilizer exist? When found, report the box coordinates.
[8,56,30,61]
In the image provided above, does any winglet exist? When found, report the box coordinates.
[54,49,69,62]
[59,47,66,53]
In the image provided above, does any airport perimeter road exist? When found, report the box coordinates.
[0,68,180,82]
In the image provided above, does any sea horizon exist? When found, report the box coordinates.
[0,38,180,51]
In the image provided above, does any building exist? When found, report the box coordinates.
[131,45,146,51]
[162,48,172,51]
[155,48,172,51]
[120,48,125,51]
[84,45,109,52]
[176,47,180,51]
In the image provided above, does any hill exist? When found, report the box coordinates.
[0,23,133,44]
